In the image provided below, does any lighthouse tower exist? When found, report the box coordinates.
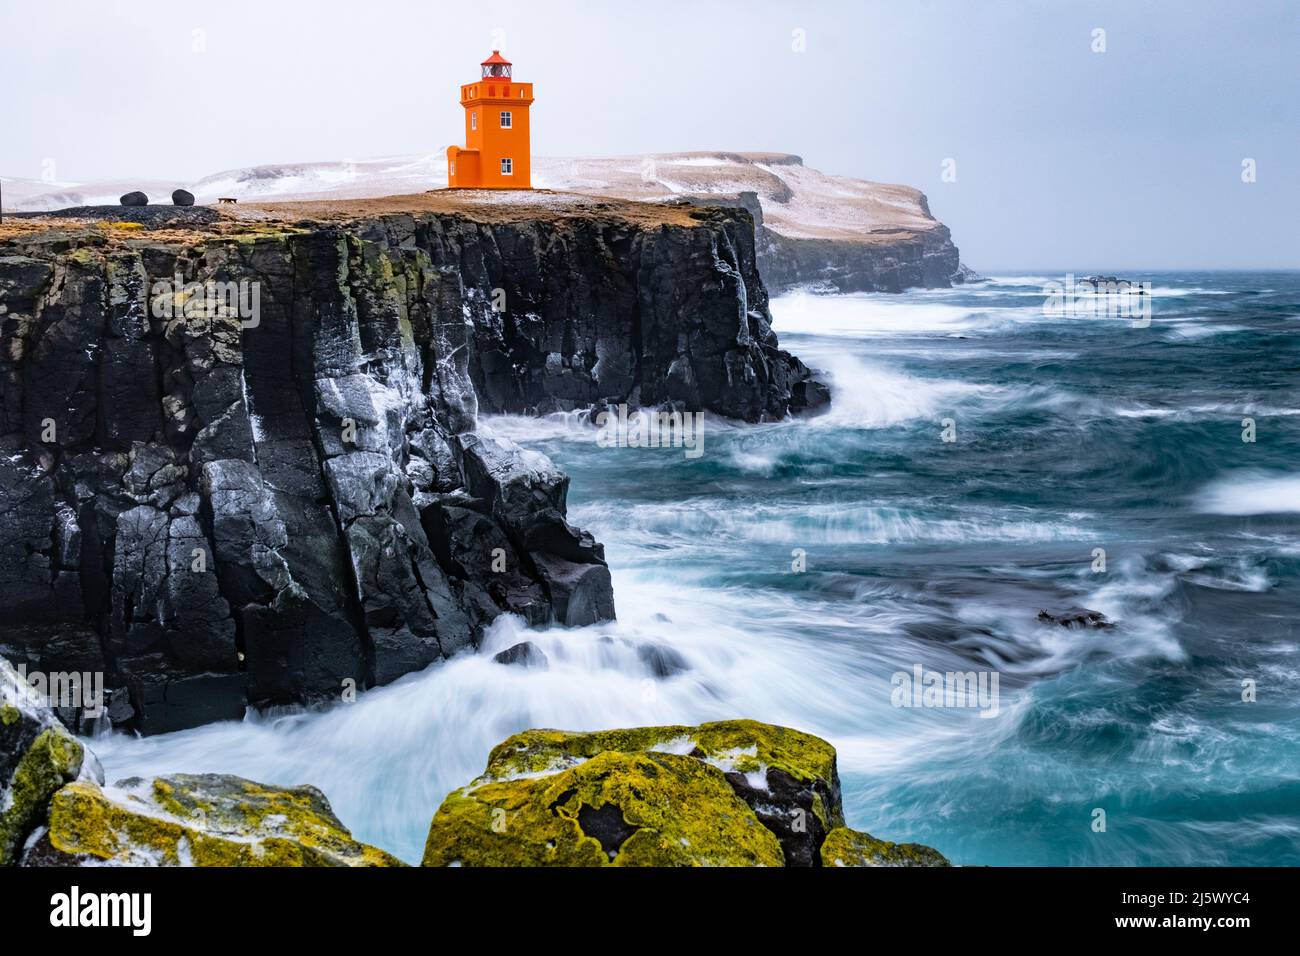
[446,51,533,189]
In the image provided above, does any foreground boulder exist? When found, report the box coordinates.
[0,658,95,864]
[3,651,394,867]
[24,773,402,867]
[171,189,195,206]
[422,719,948,867]
[119,191,148,206]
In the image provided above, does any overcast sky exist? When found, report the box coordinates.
[3,0,1296,269]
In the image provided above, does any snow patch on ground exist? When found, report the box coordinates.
[7,151,943,244]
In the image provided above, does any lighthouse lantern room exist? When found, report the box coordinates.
[447,51,533,189]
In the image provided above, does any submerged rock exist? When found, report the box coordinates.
[25,773,403,867]
[0,657,94,865]
[422,719,949,867]
[1037,607,1114,629]
[952,263,986,284]
[636,642,689,678]
[492,641,549,669]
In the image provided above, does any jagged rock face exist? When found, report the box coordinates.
[0,211,679,734]
[758,226,961,294]
[389,205,824,421]
[693,192,962,295]
[421,719,949,867]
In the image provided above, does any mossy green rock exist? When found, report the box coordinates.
[820,825,951,867]
[1,658,88,865]
[423,719,948,867]
[424,749,784,866]
[37,774,403,867]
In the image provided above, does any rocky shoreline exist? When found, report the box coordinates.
[3,654,946,867]
[0,193,958,869]
[0,196,826,736]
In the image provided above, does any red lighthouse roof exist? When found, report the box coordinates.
[481,50,511,66]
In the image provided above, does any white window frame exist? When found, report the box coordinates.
[500,110,512,129]
[500,158,513,176]
[471,111,477,130]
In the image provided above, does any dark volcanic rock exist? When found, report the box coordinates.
[0,203,818,733]
[492,641,549,669]
[12,206,222,228]
[636,642,689,678]
[171,189,195,207]
[419,204,825,422]
[1037,607,1114,629]
[119,191,148,206]
[689,190,963,295]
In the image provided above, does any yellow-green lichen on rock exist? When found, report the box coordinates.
[42,774,404,867]
[1,728,86,865]
[423,749,784,867]
[424,719,948,867]
[485,719,837,793]
[1,657,89,865]
[819,825,951,868]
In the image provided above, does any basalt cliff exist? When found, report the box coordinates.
[0,193,826,736]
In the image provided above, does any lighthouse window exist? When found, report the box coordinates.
[500,111,513,129]
[501,158,513,175]
[471,111,477,130]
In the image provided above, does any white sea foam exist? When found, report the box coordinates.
[771,290,983,338]
[1196,472,1300,515]
[575,497,1097,548]
[812,355,995,428]
[88,570,1004,862]
[1116,403,1300,420]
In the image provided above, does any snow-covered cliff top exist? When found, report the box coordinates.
[3,152,944,244]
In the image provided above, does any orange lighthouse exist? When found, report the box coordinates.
[446,51,534,189]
